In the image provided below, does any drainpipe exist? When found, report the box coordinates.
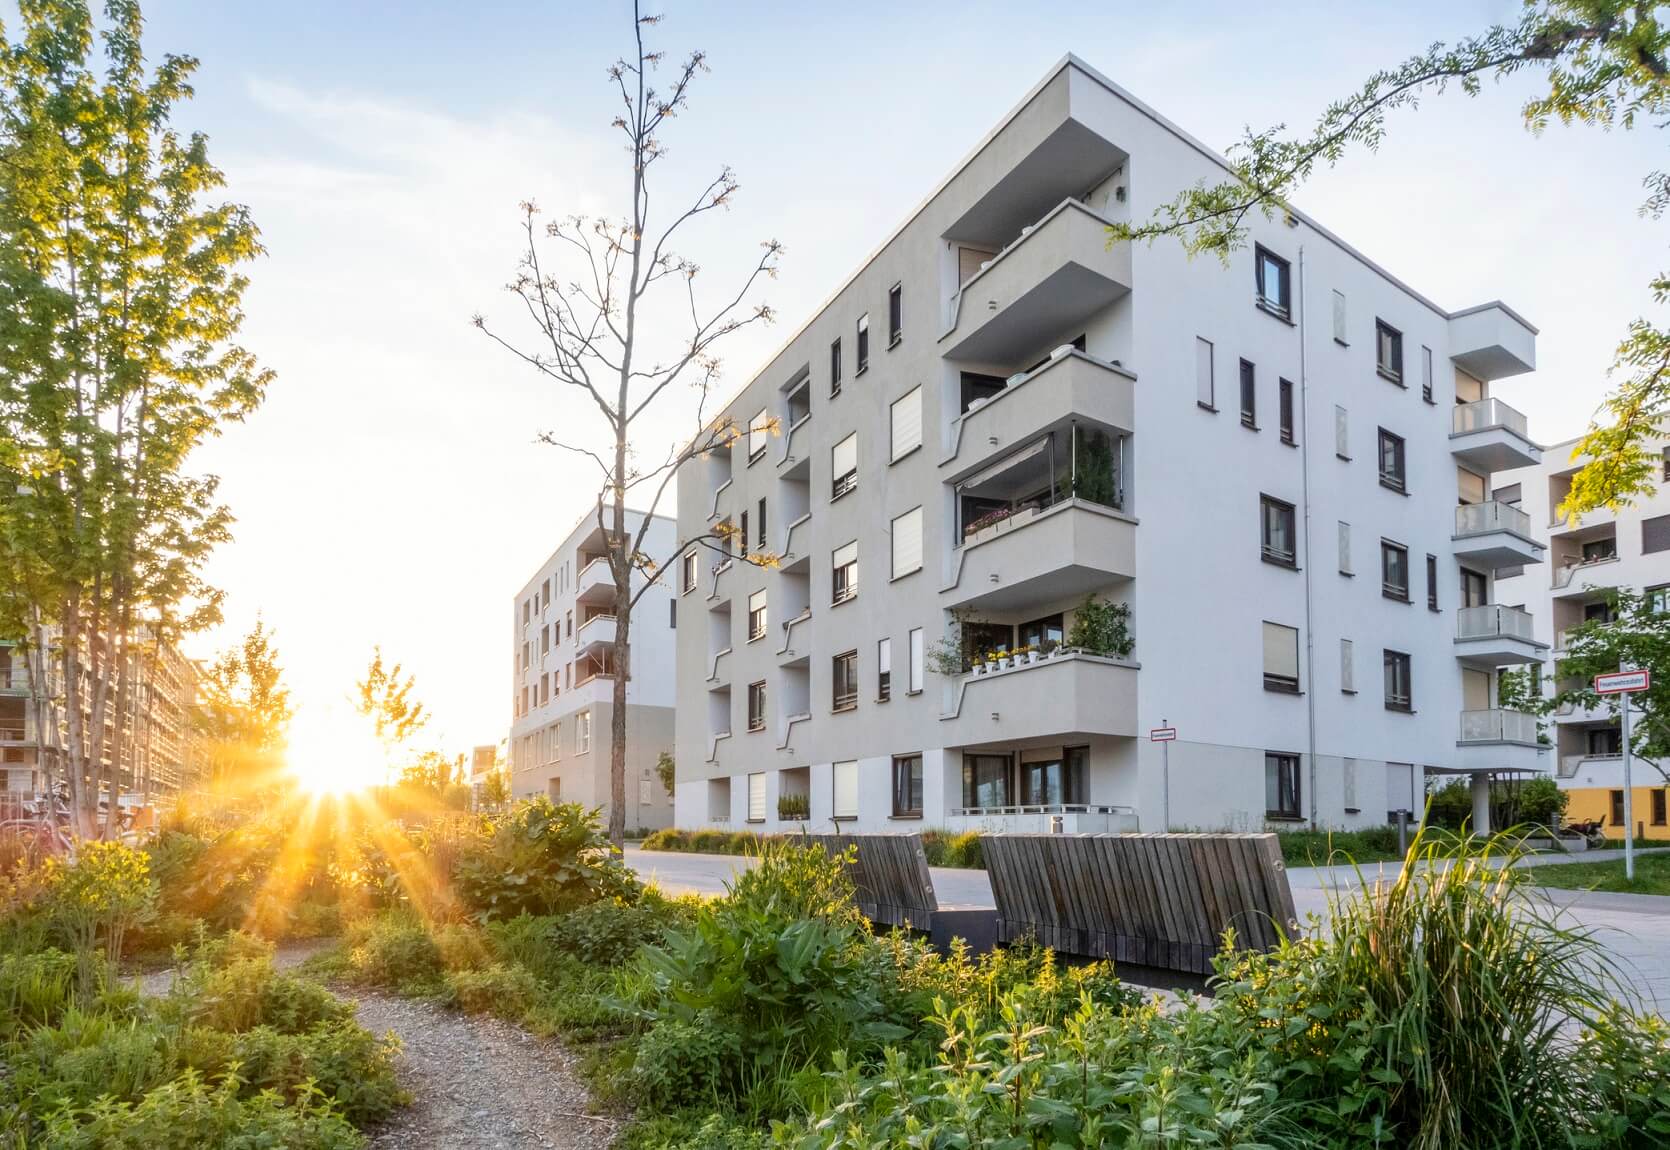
[1298,244,1320,828]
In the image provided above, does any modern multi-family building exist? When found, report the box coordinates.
[1495,434,1670,840]
[508,509,676,830]
[673,55,1551,836]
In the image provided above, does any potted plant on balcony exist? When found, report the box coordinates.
[1024,643,1040,665]
[778,793,810,821]
[993,647,1010,670]
[1067,594,1134,659]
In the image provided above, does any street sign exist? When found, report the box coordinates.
[1149,727,1177,742]
[1595,669,1651,694]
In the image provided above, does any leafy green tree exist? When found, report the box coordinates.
[476,2,781,849]
[1546,586,1670,773]
[354,647,428,751]
[655,750,675,798]
[0,0,269,833]
[1109,1,1670,519]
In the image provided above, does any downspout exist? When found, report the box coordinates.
[1298,244,1319,828]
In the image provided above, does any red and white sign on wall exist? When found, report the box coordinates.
[1595,669,1651,695]
[1149,727,1177,742]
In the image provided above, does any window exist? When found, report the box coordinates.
[891,507,923,579]
[908,628,924,693]
[1457,466,1487,506]
[1644,514,1670,554]
[830,337,842,397]
[1019,613,1064,650]
[1337,521,1352,575]
[832,650,858,710]
[1494,482,1522,505]
[1584,537,1619,563]
[747,772,766,821]
[1654,789,1667,827]
[1375,319,1403,382]
[576,710,592,753]
[856,313,869,374]
[757,497,767,548]
[738,510,749,559]
[1279,378,1295,444]
[1383,650,1412,711]
[1239,359,1256,427]
[551,721,561,759]
[1610,789,1625,827]
[1589,727,1622,755]
[1648,583,1670,613]
[1265,752,1301,819]
[1375,429,1407,493]
[1195,337,1215,409]
[1020,747,1087,805]
[1381,540,1409,601]
[832,541,857,604]
[1340,638,1355,693]
[747,681,766,732]
[1421,345,1434,403]
[877,637,892,701]
[1331,289,1347,344]
[522,599,531,625]
[1255,245,1291,318]
[1461,567,1487,609]
[890,386,922,460]
[1334,404,1349,459]
[669,598,676,628]
[1260,495,1296,567]
[963,753,1012,808]
[748,407,770,460]
[832,432,858,498]
[747,589,767,642]
[833,760,858,819]
[887,283,902,345]
[1263,621,1300,693]
[541,625,550,656]
[891,754,922,816]
[1426,554,1438,611]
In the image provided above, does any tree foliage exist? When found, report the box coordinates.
[194,618,292,788]
[353,647,428,751]
[1546,586,1670,765]
[1109,1,1670,517]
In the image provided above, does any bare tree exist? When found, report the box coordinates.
[477,3,781,849]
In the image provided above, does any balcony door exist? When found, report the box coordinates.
[962,753,1013,808]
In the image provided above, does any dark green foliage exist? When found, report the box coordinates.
[170,957,351,1035]
[626,1011,740,1111]
[443,962,541,1017]
[332,912,445,992]
[1273,825,1405,865]
[0,948,78,1037]
[454,798,639,920]
[918,828,985,868]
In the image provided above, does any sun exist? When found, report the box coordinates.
[284,698,388,796]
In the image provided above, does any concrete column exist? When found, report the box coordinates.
[1470,773,1492,835]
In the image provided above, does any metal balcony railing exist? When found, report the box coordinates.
[1456,603,1535,643]
[1459,708,1539,744]
[1454,500,1532,539]
[1452,397,1530,439]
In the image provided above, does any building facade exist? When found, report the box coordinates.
[508,509,676,831]
[673,56,1550,835]
[1494,434,1670,840]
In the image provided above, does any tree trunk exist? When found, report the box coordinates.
[609,488,630,852]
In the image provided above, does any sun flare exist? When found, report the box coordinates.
[284,699,388,795]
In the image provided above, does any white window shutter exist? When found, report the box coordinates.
[908,628,924,692]
[833,761,858,818]
[890,387,922,460]
[1262,622,1299,682]
[877,637,892,674]
[1332,289,1347,343]
[833,541,857,569]
[832,433,857,478]
[1337,521,1352,575]
[1334,405,1349,458]
[1195,337,1214,407]
[1340,638,1355,692]
[749,407,770,457]
[891,507,923,578]
[747,772,766,821]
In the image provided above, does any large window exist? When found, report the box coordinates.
[956,426,1124,542]
[891,754,922,817]
[1239,359,1257,428]
[1020,746,1087,806]
[908,628,924,693]
[1378,428,1406,492]
[832,541,858,604]
[833,760,858,819]
[747,681,766,732]
[856,313,870,374]
[891,507,923,579]
[1381,540,1409,601]
[832,650,858,710]
[747,589,767,642]
[1265,752,1301,819]
[1383,649,1412,711]
[1255,245,1291,318]
[1376,319,1403,382]
[962,753,1011,808]
[877,638,892,702]
[832,432,858,498]
[887,283,902,345]
[1261,495,1296,567]
[1263,621,1300,693]
[890,386,922,461]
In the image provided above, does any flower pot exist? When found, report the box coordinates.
[1026,650,1040,665]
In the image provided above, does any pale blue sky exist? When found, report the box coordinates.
[93,1,1663,758]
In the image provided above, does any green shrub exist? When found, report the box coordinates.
[0,948,78,1037]
[1273,825,1403,865]
[444,962,540,1017]
[627,1011,739,1111]
[175,957,351,1034]
[547,896,691,967]
[919,829,984,869]
[687,829,733,854]
[454,799,639,920]
[430,921,491,972]
[338,912,443,991]
[228,1021,406,1125]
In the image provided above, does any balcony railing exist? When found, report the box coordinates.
[1456,604,1535,643]
[948,804,1140,834]
[1452,397,1529,439]
[1454,501,1531,540]
[1459,708,1539,745]
[1552,553,1618,589]
[1559,752,1621,779]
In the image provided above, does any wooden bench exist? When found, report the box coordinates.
[807,832,938,931]
[982,832,1299,975]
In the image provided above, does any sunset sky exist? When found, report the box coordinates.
[132,0,1665,759]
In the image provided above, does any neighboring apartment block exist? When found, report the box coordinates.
[0,633,204,799]
[1495,435,1670,840]
[674,56,1550,836]
[508,509,676,830]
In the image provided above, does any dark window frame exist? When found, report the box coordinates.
[832,650,859,711]
[1239,359,1257,428]
[1425,554,1439,611]
[1265,751,1302,819]
[746,680,766,732]
[856,313,870,375]
[832,544,858,605]
[1255,245,1292,320]
[887,283,903,346]
[891,754,923,817]
[1653,789,1667,827]
[1260,494,1297,568]
[1278,378,1295,444]
[1383,648,1413,712]
[1377,428,1407,493]
[1610,789,1626,827]
[1381,540,1410,602]
[1375,319,1404,383]
[830,337,843,397]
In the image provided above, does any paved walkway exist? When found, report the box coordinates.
[624,847,1670,1010]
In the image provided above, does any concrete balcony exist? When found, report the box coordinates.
[576,556,614,605]
[1452,502,1544,569]
[942,350,1135,479]
[1454,708,1548,774]
[947,804,1140,835]
[1448,302,1537,382]
[940,200,1132,364]
[1450,398,1540,471]
[1559,752,1621,780]
[939,651,1137,746]
[1454,604,1548,668]
[1551,555,1620,597]
[943,499,1135,612]
[574,612,616,655]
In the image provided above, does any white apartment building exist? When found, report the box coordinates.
[673,56,1549,836]
[508,509,676,830]
[1495,434,1670,837]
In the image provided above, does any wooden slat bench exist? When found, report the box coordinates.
[983,832,1299,975]
[807,832,938,931]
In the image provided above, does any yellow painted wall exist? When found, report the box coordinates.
[1565,785,1670,841]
